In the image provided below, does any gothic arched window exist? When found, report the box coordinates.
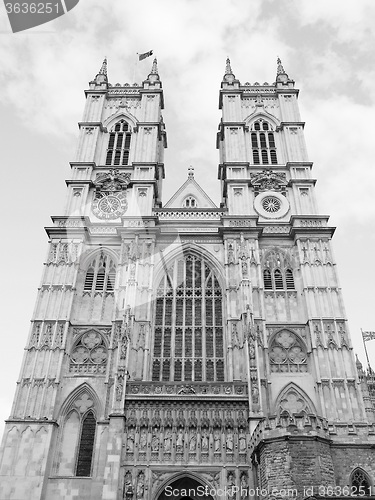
[56,387,99,477]
[83,253,116,294]
[350,468,372,496]
[183,196,197,208]
[269,330,307,373]
[262,266,295,291]
[285,269,295,289]
[76,411,96,476]
[105,120,132,166]
[152,253,224,382]
[263,269,272,289]
[251,120,278,165]
[274,269,284,289]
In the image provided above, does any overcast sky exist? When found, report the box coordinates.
[0,0,374,438]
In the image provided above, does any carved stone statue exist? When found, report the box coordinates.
[226,431,233,452]
[139,429,147,450]
[201,430,209,451]
[151,430,159,452]
[136,472,145,500]
[239,429,247,452]
[163,429,172,452]
[176,428,184,450]
[126,429,135,452]
[189,429,197,452]
[214,429,221,452]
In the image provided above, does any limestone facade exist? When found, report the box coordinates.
[0,57,374,500]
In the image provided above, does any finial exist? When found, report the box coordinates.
[355,354,363,370]
[225,57,233,75]
[223,57,236,84]
[151,58,158,75]
[188,166,194,178]
[277,56,285,75]
[99,57,107,76]
[225,57,232,75]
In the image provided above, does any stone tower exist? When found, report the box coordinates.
[0,57,374,500]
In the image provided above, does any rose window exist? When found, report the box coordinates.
[262,196,281,213]
[269,330,307,373]
[70,330,108,374]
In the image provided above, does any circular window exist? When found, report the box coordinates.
[262,196,281,213]
[254,190,289,219]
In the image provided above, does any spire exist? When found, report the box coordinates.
[275,56,293,87]
[150,58,159,75]
[276,56,285,75]
[90,57,108,88]
[225,57,233,76]
[222,57,237,85]
[99,57,107,76]
[146,58,160,83]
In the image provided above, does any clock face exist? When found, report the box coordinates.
[92,192,128,220]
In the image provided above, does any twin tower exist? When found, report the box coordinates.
[0,57,374,500]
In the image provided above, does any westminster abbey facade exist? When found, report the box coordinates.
[0,58,374,500]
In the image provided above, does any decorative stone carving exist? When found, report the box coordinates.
[74,393,93,413]
[126,429,135,452]
[163,429,172,452]
[70,330,108,374]
[278,387,312,415]
[136,471,145,500]
[213,429,221,452]
[94,169,130,192]
[269,330,307,373]
[250,169,287,194]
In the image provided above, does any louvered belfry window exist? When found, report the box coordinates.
[83,254,116,294]
[251,120,278,165]
[152,253,224,382]
[105,120,132,166]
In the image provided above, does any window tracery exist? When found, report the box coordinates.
[269,330,307,373]
[350,468,372,496]
[250,120,278,165]
[70,330,108,374]
[152,253,224,382]
[56,386,98,477]
[105,119,132,166]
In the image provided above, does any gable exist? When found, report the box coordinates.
[164,174,217,209]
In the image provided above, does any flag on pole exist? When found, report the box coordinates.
[362,330,375,342]
[138,50,153,61]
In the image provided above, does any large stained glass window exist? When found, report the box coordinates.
[152,253,224,382]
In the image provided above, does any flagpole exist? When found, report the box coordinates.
[133,53,139,84]
[361,328,372,371]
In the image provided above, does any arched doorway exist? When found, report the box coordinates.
[157,476,214,500]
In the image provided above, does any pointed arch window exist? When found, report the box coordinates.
[285,269,295,289]
[83,254,116,294]
[351,468,372,496]
[152,253,224,382]
[251,120,278,165]
[76,411,96,476]
[274,269,284,289]
[105,120,132,166]
[263,269,272,290]
[183,196,197,208]
[263,266,295,291]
